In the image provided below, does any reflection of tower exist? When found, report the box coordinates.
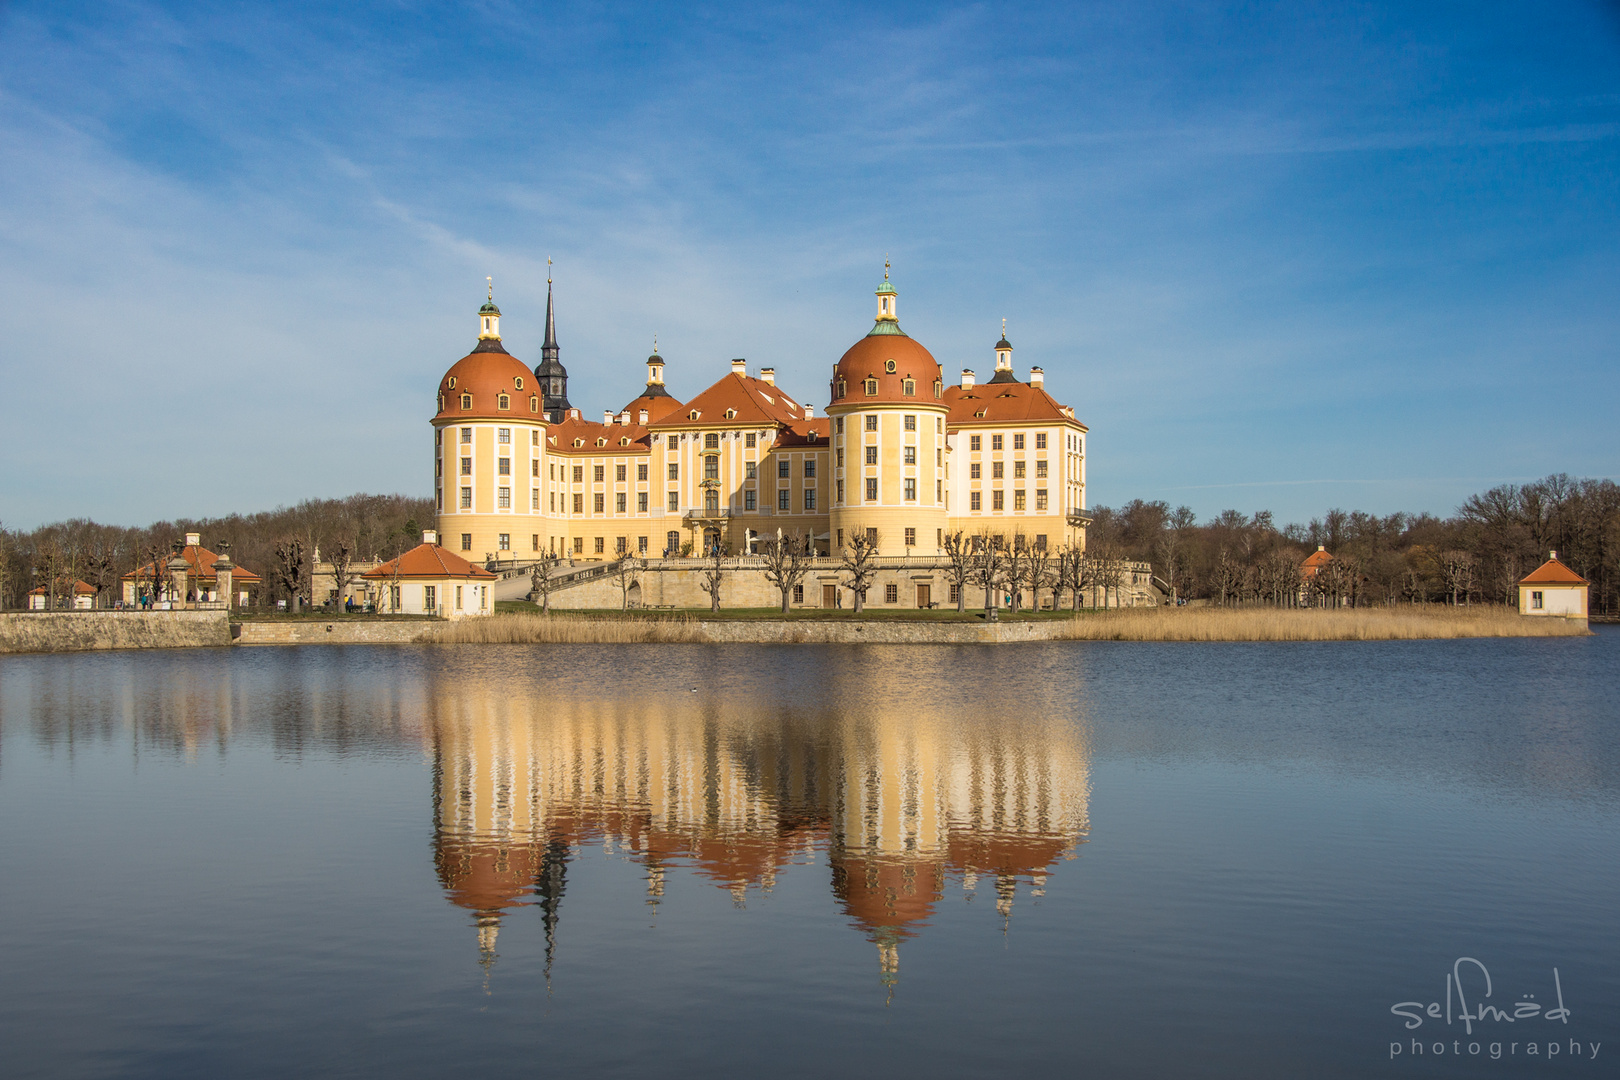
[536,836,568,989]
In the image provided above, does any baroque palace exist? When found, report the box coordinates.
[433,270,1089,588]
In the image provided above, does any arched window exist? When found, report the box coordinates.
[864,378,878,396]
[498,394,510,410]
[902,378,916,396]
[530,395,538,412]
[460,393,472,409]
[933,379,943,399]
[836,379,846,398]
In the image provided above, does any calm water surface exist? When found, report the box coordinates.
[2,632,1616,1078]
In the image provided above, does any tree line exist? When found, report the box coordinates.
[0,494,434,610]
[1086,474,1619,613]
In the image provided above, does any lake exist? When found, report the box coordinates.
[2,632,1616,1078]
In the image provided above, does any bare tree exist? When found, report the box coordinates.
[1027,540,1054,611]
[274,538,306,612]
[970,532,1006,617]
[528,552,559,614]
[1004,532,1031,613]
[942,530,972,612]
[615,554,643,611]
[840,529,881,614]
[698,544,725,613]
[327,534,356,612]
[761,529,809,614]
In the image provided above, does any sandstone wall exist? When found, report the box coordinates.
[0,610,231,654]
[233,621,434,645]
[693,620,1071,644]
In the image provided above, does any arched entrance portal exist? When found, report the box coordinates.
[702,527,722,556]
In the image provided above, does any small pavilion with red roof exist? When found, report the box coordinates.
[1518,551,1588,619]
[364,531,496,619]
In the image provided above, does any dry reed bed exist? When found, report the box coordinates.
[1052,606,1589,642]
[426,612,704,644]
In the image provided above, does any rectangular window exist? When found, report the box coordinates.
[533,430,540,446]
[835,417,844,433]
[1036,433,1047,449]
[1036,489,1048,510]
[1035,534,1047,551]
[992,434,1004,450]
[745,461,758,479]
[992,462,1004,479]
[1531,590,1544,609]
[949,584,959,604]
[804,489,816,510]
[667,435,678,449]
[573,466,584,483]
[904,527,916,546]
[460,427,471,443]
[745,490,757,511]
[993,490,1005,510]
[864,415,878,431]
[793,584,804,603]
[668,463,679,480]
[746,433,757,448]
[865,478,878,501]
[616,464,626,482]
[667,491,679,512]
[937,480,943,502]
[1013,461,1025,479]
[904,415,916,430]
[970,435,981,451]
[638,536,648,554]
[460,457,471,475]
[706,456,720,480]
[804,459,816,478]
[705,433,719,449]
[573,537,584,554]
[778,489,791,511]
[594,465,605,482]
[903,478,916,501]
[1013,433,1024,449]
[424,585,437,611]
[637,492,648,512]
[1014,490,1026,510]
[778,458,791,478]
[573,494,584,513]
[1036,459,1048,478]
[865,446,878,465]
[638,463,648,481]
[498,487,511,508]
[616,493,627,513]
[499,458,511,475]
[532,534,540,551]
[498,428,511,444]
[903,446,916,465]
[970,491,982,511]
[531,459,539,477]
[498,533,510,550]
[970,463,981,479]
[836,479,844,503]
[594,537,605,554]
[884,584,898,604]
[594,493,605,513]
[531,489,539,510]
[460,534,472,551]
[460,487,472,509]
[835,450,844,469]
[616,536,626,554]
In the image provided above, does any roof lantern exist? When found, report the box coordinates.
[989,319,1018,383]
[478,278,501,340]
[868,259,904,337]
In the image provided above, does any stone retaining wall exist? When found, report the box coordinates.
[694,620,1070,644]
[233,621,434,645]
[0,610,231,654]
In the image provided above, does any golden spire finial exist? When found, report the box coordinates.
[1002,317,1006,337]
[653,333,658,353]
[486,276,493,302]
[884,255,890,280]
[547,256,552,285]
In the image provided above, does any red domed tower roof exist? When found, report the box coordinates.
[434,290,544,423]
[828,269,945,409]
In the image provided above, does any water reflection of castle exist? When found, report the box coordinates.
[427,675,1090,988]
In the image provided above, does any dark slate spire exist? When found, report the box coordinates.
[534,266,571,421]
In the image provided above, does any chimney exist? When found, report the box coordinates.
[569,408,580,420]
[1550,550,1558,560]
[424,530,438,545]
[638,409,649,425]
[1029,366,1044,387]
[804,404,814,418]
[961,369,975,390]
[760,367,775,386]
[604,410,613,425]
[731,358,747,375]
[618,411,630,426]
[185,532,201,546]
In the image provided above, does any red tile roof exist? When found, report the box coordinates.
[1520,557,1588,586]
[364,543,496,581]
[29,579,96,596]
[435,347,543,423]
[546,412,653,455]
[619,389,686,424]
[829,334,944,408]
[652,372,814,429]
[942,381,1082,426]
[122,544,263,583]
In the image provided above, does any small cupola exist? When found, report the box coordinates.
[875,261,898,325]
[647,338,665,387]
[478,278,501,341]
[989,320,1017,383]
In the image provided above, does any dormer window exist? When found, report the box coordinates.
[725,409,737,419]
[514,376,524,390]
[530,395,538,412]
[620,437,631,446]
[460,393,472,409]
[689,410,701,420]
[933,379,943,399]
[498,394,510,410]
[885,359,897,374]
[864,378,878,396]
[902,378,916,396]
[836,379,847,398]
[573,438,584,447]
[596,438,607,447]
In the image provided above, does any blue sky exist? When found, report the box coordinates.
[1,1,1616,529]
